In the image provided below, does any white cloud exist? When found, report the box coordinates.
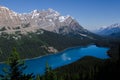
[61,53,71,61]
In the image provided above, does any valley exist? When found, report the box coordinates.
[0,6,101,62]
[0,4,119,80]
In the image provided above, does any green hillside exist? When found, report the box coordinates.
[0,30,94,62]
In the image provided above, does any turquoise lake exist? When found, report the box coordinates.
[0,45,109,75]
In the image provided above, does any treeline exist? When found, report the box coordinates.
[0,30,94,62]
[54,56,119,80]
[0,33,49,62]
[53,45,120,80]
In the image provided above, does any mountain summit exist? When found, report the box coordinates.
[95,23,120,37]
[0,6,20,28]
[96,23,120,36]
[0,6,87,35]
[0,6,99,61]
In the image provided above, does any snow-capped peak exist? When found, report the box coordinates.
[59,16,65,22]
[98,26,107,31]
[31,9,40,19]
[32,9,39,13]
[47,8,60,16]
[0,6,85,36]
[95,23,120,36]
[0,5,18,16]
[48,8,55,12]
[0,6,10,10]
[98,23,120,31]
[58,15,72,22]
[108,23,120,28]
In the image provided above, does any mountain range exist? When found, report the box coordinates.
[95,23,120,37]
[0,6,89,36]
[0,6,101,62]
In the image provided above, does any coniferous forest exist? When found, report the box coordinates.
[0,44,119,80]
[0,0,120,80]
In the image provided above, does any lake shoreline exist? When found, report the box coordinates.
[0,44,109,64]
[0,45,109,75]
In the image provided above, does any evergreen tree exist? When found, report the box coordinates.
[0,48,2,55]
[0,48,34,80]
[36,75,41,80]
[44,62,57,80]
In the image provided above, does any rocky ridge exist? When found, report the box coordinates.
[0,6,87,35]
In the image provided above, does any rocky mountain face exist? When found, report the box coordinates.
[0,6,88,36]
[0,6,100,62]
[95,23,120,37]
[0,6,21,29]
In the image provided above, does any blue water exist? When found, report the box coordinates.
[0,45,109,75]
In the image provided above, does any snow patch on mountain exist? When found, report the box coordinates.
[95,23,120,36]
[0,5,94,39]
[59,16,66,22]
[0,6,9,10]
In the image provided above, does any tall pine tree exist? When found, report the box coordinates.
[0,48,34,80]
[44,62,57,80]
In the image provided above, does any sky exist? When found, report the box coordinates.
[0,0,120,30]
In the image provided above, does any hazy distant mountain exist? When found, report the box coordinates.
[95,23,120,37]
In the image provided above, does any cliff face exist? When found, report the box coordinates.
[0,6,21,29]
[0,6,87,35]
